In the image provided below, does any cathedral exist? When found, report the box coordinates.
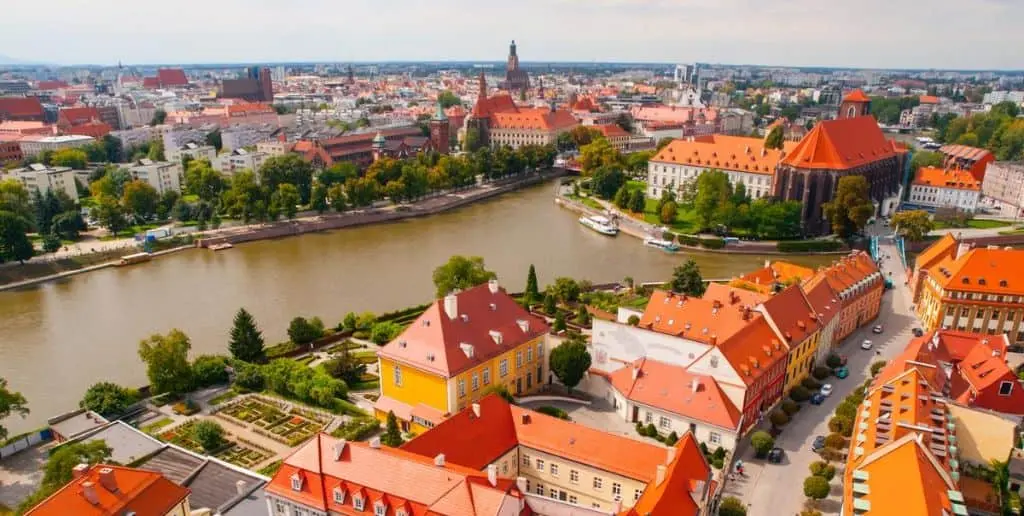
[500,40,530,94]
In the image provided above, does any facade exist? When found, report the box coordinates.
[0,137,22,164]
[913,237,1024,346]
[908,166,981,212]
[940,144,994,182]
[19,134,95,157]
[212,148,270,176]
[980,161,1024,216]
[24,464,191,516]
[807,252,883,342]
[126,159,183,194]
[465,73,576,150]
[297,127,423,168]
[802,279,842,364]
[166,142,217,163]
[594,124,630,152]
[109,127,156,149]
[500,41,530,94]
[374,281,550,433]
[6,164,79,201]
[647,135,794,200]
[428,102,450,155]
[757,285,822,393]
[220,67,274,103]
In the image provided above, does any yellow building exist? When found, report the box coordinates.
[374,280,551,433]
[757,285,823,393]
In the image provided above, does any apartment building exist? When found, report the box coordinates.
[756,285,822,393]
[940,144,994,182]
[212,148,270,176]
[109,127,156,149]
[19,134,95,157]
[0,136,23,164]
[980,161,1024,216]
[126,159,183,194]
[255,140,294,157]
[647,135,795,200]
[375,281,550,433]
[6,164,79,201]
[24,464,191,516]
[167,142,217,163]
[908,166,981,212]
[805,252,883,342]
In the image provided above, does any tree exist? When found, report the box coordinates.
[92,195,128,236]
[52,211,85,240]
[568,126,603,149]
[613,185,630,209]
[656,137,674,151]
[824,432,846,449]
[192,420,226,452]
[383,411,404,447]
[50,148,88,169]
[205,129,223,152]
[548,334,591,393]
[42,232,62,253]
[822,175,874,238]
[17,440,113,513]
[147,137,165,161]
[259,154,315,204]
[825,353,843,369]
[590,166,626,199]
[693,169,732,230]
[870,360,887,377]
[549,277,581,303]
[370,321,403,345]
[324,346,366,386]
[310,184,328,214]
[79,382,138,417]
[770,410,790,428]
[288,317,324,345]
[344,176,379,208]
[184,160,227,203]
[615,113,633,133]
[718,497,747,516]
[803,475,830,503]
[327,183,347,213]
[0,210,33,264]
[229,308,265,363]
[102,134,123,162]
[150,109,167,126]
[579,138,622,175]
[670,259,705,296]
[809,461,836,481]
[192,355,230,387]
[437,90,461,109]
[271,183,301,219]
[0,179,34,223]
[828,415,853,437]
[750,430,774,457]
[482,384,516,404]
[910,150,943,172]
[892,210,934,241]
[575,304,591,326]
[764,125,785,150]
[629,189,646,213]
[0,377,28,441]
[137,329,193,395]
[121,180,160,220]
[525,264,540,305]
[431,255,497,298]
[659,200,678,224]
[543,293,557,315]
[553,311,567,332]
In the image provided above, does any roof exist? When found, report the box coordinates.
[377,282,549,377]
[845,435,958,516]
[757,285,820,346]
[470,93,518,118]
[813,252,880,296]
[48,409,108,440]
[72,421,165,466]
[919,95,940,104]
[491,108,577,132]
[913,166,981,191]
[716,317,789,386]
[609,358,742,431]
[595,124,629,138]
[802,278,841,326]
[157,68,189,87]
[940,144,993,163]
[946,403,1019,467]
[914,233,958,274]
[630,105,718,124]
[702,283,770,308]
[651,135,796,175]
[930,247,1024,295]
[781,116,897,170]
[638,289,760,344]
[842,89,872,103]
[624,433,708,516]
[0,97,44,118]
[24,464,190,516]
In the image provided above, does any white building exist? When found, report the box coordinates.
[908,166,981,212]
[212,148,270,176]
[646,135,793,200]
[220,124,278,152]
[256,140,293,157]
[167,142,217,163]
[126,159,183,194]
[18,135,95,157]
[109,127,156,149]
[5,164,79,201]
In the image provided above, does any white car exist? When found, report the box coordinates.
[861,340,873,350]
[820,384,834,397]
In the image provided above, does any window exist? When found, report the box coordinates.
[458,378,466,398]
[527,347,533,362]
[538,342,544,358]
[634,489,643,501]
[569,495,578,504]
[570,469,579,484]
[516,351,523,367]
[290,475,302,491]
[333,488,346,504]
[592,503,602,509]
[275,501,286,513]
[353,497,365,510]
[645,412,653,424]
[375,503,387,516]
[1000,381,1014,396]
[612,482,622,501]
[536,458,545,471]
[500,359,509,377]
[549,488,558,499]
[393,364,402,387]
[550,464,559,477]
[522,454,530,467]
[472,373,479,391]
[659,416,671,429]
[709,432,721,444]
[593,477,603,490]
[535,483,544,495]
[483,368,491,385]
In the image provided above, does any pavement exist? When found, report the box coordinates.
[0,445,47,510]
[722,224,920,516]
[518,398,650,444]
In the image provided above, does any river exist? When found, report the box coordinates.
[0,180,837,434]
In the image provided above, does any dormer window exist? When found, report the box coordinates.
[333,487,346,504]
[290,473,303,491]
[396,509,408,516]
[374,501,388,516]
[999,381,1013,396]
[353,494,365,511]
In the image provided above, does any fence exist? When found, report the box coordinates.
[0,428,53,460]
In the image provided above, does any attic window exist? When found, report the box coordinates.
[999,381,1013,396]
[421,319,430,327]
[489,303,497,311]
[962,277,969,284]
[290,473,303,491]
[1000,279,1008,287]
[978,278,986,285]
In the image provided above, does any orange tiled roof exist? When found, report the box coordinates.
[939,144,993,163]
[914,233,958,273]
[717,317,788,386]
[703,283,770,307]
[491,108,577,132]
[623,433,709,516]
[377,282,549,378]
[595,123,629,138]
[813,252,881,295]
[913,166,980,191]
[758,285,820,346]
[930,247,1024,295]
[842,89,872,103]
[470,93,518,118]
[782,116,897,170]
[802,279,841,326]
[0,97,44,118]
[651,135,795,176]
[844,434,958,516]
[919,95,940,105]
[25,464,190,516]
[609,358,742,431]
[638,289,759,344]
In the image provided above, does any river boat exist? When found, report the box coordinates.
[578,215,618,236]
[117,252,152,266]
[643,237,680,252]
[209,243,234,251]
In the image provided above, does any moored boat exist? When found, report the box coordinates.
[643,237,680,252]
[209,243,234,251]
[578,215,618,236]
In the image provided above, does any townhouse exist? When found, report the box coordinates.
[375,280,550,433]
[802,278,842,364]
[756,285,822,393]
[810,251,883,342]
[908,166,981,212]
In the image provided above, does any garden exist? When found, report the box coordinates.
[220,397,289,428]
[215,441,273,469]
[157,419,273,469]
[260,411,327,447]
[218,396,330,447]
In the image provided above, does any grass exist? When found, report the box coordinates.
[99,222,167,241]
[568,194,605,211]
[933,218,1011,230]
[639,199,700,233]
[257,460,283,477]
[350,379,380,391]
[140,417,173,435]
[209,389,240,406]
[998,226,1024,235]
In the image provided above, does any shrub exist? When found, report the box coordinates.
[192,355,230,388]
[79,382,140,418]
[802,377,822,391]
[835,401,858,420]
[718,496,747,516]
[809,460,836,481]
[803,475,830,501]
[824,432,846,450]
[192,420,226,452]
[800,510,823,516]
[825,353,843,369]
[627,315,640,326]
[812,366,832,380]
[770,410,790,427]
[635,421,646,436]
[750,430,774,458]
[699,237,725,249]
[288,316,325,345]
[233,362,264,391]
[781,399,800,416]
[369,321,403,345]
[790,385,811,402]
[828,415,853,437]
[536,406,570,420]
[870,360,887,377]
[331,418,380,441]
[172,399,199,415]
[665,431,679,446]
[645,423,657,437]
[777,240,843,253]
[819,447,845,462]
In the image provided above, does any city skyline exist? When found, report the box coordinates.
[2,0,1022,70]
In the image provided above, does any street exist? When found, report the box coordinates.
[723,224,920,515]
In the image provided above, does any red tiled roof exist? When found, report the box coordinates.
[491,108,577,132]
[624,433,708,516]
[595,123,629,138]
[758,285,820,346]
[157,68,188,87]
[36,80,68,90]
[639,289,758,344]
[842,89,872,103]
[0,97,44,118]
[931,247,1024,295]
[377,282,549,377]
[913,166,981,191]
[782,116,896,170]
[470,93,518,118]
[717,318,788,386]
[59,107,100,125]
[25,464,189,516]
[652,135,796,175]
[919,95,940,105]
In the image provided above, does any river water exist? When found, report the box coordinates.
[0,180,836,433]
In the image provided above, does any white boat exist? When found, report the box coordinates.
[209,243,234,251]
[644,237,680,252]
[578,215,618,236]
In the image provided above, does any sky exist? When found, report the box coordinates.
[3,0,1023,70]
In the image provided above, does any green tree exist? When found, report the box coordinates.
[548,334,591,393]
[910,150,943,172]
[344,176,380,208]
[102,134,123,162]
[764,125,785,150]
[383,410,404,446]
[17,440,113,514]
[481,384,516,404]
[659,200,678,224]
[803,475,830,503]
[579,137,622,176]
[613,185,630,209]
[629,189,646,213]
[432,255,497,298]
[342,312,358,331]
[310,184,328,214]
[670,259,705,296]
[121,180,160,220]
[259,154,315,204]
[229,308,265,363]
[42,232,62,253]
[205,129,223,152]
[323,346,366,386]
[192,420,226,452]
[437,90,461,109]
[150,109,167,126]
[829,415,853,436]
[750,430,774,457]
[0,179,34,223]
[718,496,748,516]
[50,148,88,169]
[549,277,581,303]
[0,377,29,441]
[891,210,934,241]
[590,166,626,199]
[79,382,139,417]
[327,183,347,212]
[192,355,230,387]
[370,321,403,345]
[271,183,301,219]
[0,210,33,264]
[184,160,227,203]
[92,195,128,236]
[656,137,674,151]
[221,170,267,222]
[147,138,165,161]
[809,461,836,481]
[553,311,567,332]
[288,316,324,345]
[525,264,540,305]
[693,169,732,230]
[137,329,193,395]
[822,175,874,238]
[543,293,557,315]
[52,211,85,240]
[625,150,655,175]
[320,162,358,187]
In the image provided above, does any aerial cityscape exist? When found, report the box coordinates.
[2,2,1024,515]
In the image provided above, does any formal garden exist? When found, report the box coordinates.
[157,419,273,469]
[219,396,290,428]
[215,395,332,447]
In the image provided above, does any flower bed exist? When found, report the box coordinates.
[256,412,324,447]
[220,398,288,428]
[215,443,272,469]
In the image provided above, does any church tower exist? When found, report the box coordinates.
[371,132,386,162]
[430,102,450,155]
[839,89,871,119]
[466,71,491,150]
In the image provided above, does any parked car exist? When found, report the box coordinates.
[820,384,834,397]
[812,436,826,452]
[835,366,849,379]
[872,325,884,334]
[861,339,873,350]
[767,447,785,464]
[810,393,826,405]
[912,327,924,337]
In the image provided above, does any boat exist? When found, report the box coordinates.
[644,237,680,252]
[209,243,234,251]
[117,252,152,266]
[578,215,618,236]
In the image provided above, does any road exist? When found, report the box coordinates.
[724,224,920,515]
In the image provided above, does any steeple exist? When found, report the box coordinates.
[432,101,448,121]
[509,40,517,58]
[477,71,487,100]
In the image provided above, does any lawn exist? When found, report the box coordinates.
[568,194,604,211]
[999,227,1024,235]
[639,199,700,233]
[140,417,173,435]
[933,218,1011,230]
[209,389,240,406]
[99,222,168,240]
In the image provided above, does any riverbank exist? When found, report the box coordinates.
[0,246,194,292]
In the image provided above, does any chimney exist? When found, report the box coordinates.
[434,453,445,467]
[235,480,247,496]
[73,463,90,479]
[955,242,971,260]
[369,437,381,449]
[632,363,641,380]
[443,293,458,320]
[691,378,700,392]
[655,464,667,486]
[332,439,347,460]
[488,278,499,294]
[516,476,527,493]
[520,413,531,424]
[97,467,118,492]
[709,335,717,345]
[487,464,498,487]
[81,481,100,505]
[472,402,481,418]
[667,446,677,465]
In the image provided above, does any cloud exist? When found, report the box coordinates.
[1,0,1021,69]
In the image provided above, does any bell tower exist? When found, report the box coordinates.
[430,102,450,155]
[838,89,871,119]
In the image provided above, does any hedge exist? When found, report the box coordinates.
[676,234,725,249]
[777,240,843,252]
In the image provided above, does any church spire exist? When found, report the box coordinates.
[509,40,517,58]
[477,71,487,100]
